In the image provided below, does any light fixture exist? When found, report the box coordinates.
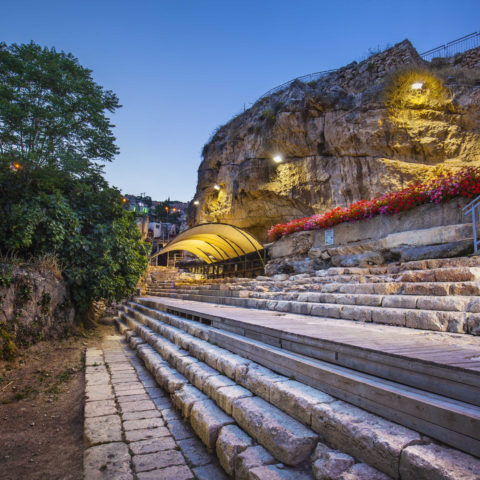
[273,155,283,163]
[121,197,127,204]
[411,82,423,90]
[213,184,221,191]
[193,200,200,206]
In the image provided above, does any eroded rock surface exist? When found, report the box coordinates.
[190,41,480,240]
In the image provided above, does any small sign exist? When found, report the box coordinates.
[325,229,334,246]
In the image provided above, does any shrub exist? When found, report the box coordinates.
[268,166,480,241]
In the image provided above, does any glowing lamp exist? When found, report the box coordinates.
[121,197,127,204]
[273,155,283,163]
[411,82,423,90]
[193,200,200,206]
[213,184,221,191]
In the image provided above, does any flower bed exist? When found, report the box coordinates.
[268,167,480,242]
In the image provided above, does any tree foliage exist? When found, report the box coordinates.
[0,42,149,314]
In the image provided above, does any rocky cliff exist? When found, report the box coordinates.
[190,40,480,241]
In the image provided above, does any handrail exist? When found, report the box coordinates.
[463,195,480,253]
[255,31,479,102]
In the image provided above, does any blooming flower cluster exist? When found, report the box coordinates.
[268,166,480,242]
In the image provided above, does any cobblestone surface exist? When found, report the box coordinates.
[83,334,226,479]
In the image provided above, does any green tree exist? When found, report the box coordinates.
[0,41,120,174]
[0,42,149,316]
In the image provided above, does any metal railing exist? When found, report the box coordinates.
[421,32,480,62]
[256,31,479,101]
[463,196,480,253]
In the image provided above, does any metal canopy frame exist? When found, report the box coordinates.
[151,222,265,265]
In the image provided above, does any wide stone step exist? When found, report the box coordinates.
[117,317,346,478]
[145,290,479,335]
[147,279,480,297]
[116,303,480,479]
[123,300,480,460]
[119,313,407,478]
[148,287,479,313]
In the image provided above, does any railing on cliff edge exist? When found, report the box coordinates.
[256,31,479,101]
[463,196,480,253]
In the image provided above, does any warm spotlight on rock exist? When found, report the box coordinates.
[273,155,283,163]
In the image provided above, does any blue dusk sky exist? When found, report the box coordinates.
[1,0,478,201]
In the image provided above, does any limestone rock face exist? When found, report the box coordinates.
[190,40,480,240]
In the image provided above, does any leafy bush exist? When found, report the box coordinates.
[268,167,480,241]
[0,42,149,315]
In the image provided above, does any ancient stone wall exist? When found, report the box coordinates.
[190,41,480,241]
[0,266,75,358]
[266,198,475,275]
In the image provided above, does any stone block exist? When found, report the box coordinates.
[203,373,236,398]
[311,304,341,319]
[129,436,177,455]
[216,425,254,476]
[172,385,209,418]
[190,400,234,450]
[85,383,114,402]
[84,399,117,418]
[405,310,446,331]
[232,396,318,466]
[84,442,133,480]
[249,465,314,479]
[137,465,194,480]
[167,419,195,441]
[125,426,170,442]
[155,366,187,393]
[399,443,480,480]
[235,445,276,480]
[175,355,200,375]
[132,449,185,472]
[84,414,122,446]
[122,409,161,421]
[382,296,417,309]
[337,463,391,480]
[178,437,215,467]
[311,400,421,478]
[193,462,229,480]
[235,364,287,401]
[118,399,156,413]
[185,362,219,391]
[371,308,406,327]
[217,353,251,380]
[269,380,334,426]
[467,314,480,335]
[311,443,354,480]
[215,385,253,415]
[123,417,164,431]
[341,305,372,322]
[417,296,468,312]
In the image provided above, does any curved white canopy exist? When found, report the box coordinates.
[152,223,264,264]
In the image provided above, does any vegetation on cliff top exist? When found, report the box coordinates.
[268,167,480,241]
[0,42,149,315]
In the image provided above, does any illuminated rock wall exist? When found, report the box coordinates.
[190,41,480,241]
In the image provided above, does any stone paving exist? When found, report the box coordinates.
[84,334,227,480]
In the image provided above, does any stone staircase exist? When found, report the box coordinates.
[115,294,480,480]
[146,256,480,336]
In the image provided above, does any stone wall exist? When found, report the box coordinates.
[190,41,480,241]
[0,266,75,359]
[266,198,475,275]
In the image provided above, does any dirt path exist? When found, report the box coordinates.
[0,324,113,480]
